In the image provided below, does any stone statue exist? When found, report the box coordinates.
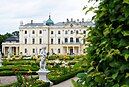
[40,47,47,70]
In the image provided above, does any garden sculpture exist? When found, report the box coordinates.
[40,47,47,70]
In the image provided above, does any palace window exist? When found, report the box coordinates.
[25,38,27,44]
[70,37,73,42]
[51,38,53,44]
[76,38,79,43]
[25,48,27,53]
[33,49,35,53]
[25,30,27,34]
[32,30,35,34]
[39,38,42,44]
[65,31,68,34]
[76,30,79,34]
[58,31,61,34]
[51,49,54,54]
[83,39,86,44]
[71,30,74,34]
[39,30,42,34]
[32,38,35,44]
[83,30,86,34]
[65,38,68,43]
[58,38,61,44]
[58,49,60,53]
[51,31,53,34]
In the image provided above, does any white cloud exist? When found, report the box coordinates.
[0,0,96,34]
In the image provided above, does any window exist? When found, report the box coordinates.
[83,30,86,34]
[25,38,27,44]
[51,38,53,44]
[76,38,79,43]
[83,39,86,44]
[58,31,61,34]
[32,30,35,34]
[65,31,68,34]
[25,49,27,53]
[76,30,79,34]
[58,49,60,53]
[58,38,61,44]
[71,30,74,34]
[51,31,53,34]
[51,49,54,54]
[32,38,35,44]
[39,30,42,34]
[65,38,68,43]
[33,49,35,53]
[70,37,73,42]
[39,49,42,53]
[39,38,42,44]
[83,49,85,53]
[25,31,27,34]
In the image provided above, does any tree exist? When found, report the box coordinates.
[0,33,12,51]
[12,31,19,37]
[73,0,129,86]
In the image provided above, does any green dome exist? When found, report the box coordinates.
[46,15,54,26]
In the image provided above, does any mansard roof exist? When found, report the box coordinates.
[4,36,19,42]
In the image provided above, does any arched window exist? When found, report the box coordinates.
[39,38,42,44]
[76,30,79,34]
[25,38,27,44]
[32,38,35,44]
[32,30,35,34]
[70,37,73,42]
[65,31,68,34]
[58,49,60,53]
[39,30,42,34]
[58,31,61,34]
[83,30,86,34]
[76,38,79,43]
[25,48,27,53]
[65,38,68,43]
[51,38,53,44]
[58,38,61,44]
[25,31,27,34]
[71,30,73,34]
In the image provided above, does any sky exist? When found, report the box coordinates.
[0,0,97,34]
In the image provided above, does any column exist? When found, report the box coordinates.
[78,47,80,55]
[2,46,5,55]
[16,47,18,55]
[73,46,74,54]
[67,46,68,54]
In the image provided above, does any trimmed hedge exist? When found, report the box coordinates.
[49,69,84,85]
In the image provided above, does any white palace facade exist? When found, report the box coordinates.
[2,15,93,56]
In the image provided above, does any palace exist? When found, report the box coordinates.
[2,15,93,56]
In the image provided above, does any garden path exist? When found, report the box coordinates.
[0,76,17,86]
[0,76,78,87]
[52,77,78,87]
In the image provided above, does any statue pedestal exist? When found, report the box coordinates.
[0,59,2,67]
[37,69,53,85]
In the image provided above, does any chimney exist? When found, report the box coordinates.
[67,18,69,23]
[82,18,84,22]
[71,18,73,22]
[31,20,33,24]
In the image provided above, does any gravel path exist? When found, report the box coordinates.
[0,76,78,87]
[52,77,78,87]
[0,76,17,86]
